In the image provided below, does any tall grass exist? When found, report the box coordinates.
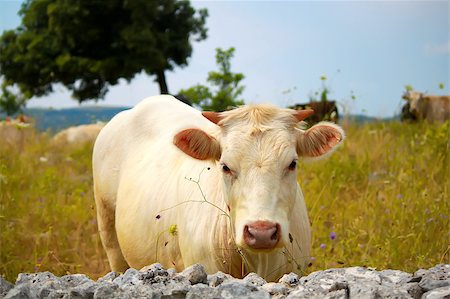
[0,121,448,283]
[302,121,449,273]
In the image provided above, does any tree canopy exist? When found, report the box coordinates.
[179,47,245,112]
[0,0,208,103]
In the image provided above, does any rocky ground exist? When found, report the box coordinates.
[1,264,449,298]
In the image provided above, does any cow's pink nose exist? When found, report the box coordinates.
[243,221,280,250]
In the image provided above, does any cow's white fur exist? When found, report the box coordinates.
[93,95,344,281]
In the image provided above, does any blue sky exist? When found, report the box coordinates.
[0,0,448,117]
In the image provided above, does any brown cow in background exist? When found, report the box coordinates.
[402,91,450,123]
[290,101,339,124]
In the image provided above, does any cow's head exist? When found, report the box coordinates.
[174,105,345,251]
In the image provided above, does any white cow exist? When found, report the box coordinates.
[93,95,345,281]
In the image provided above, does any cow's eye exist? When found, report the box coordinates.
[288,160,297,171]
[222,164,232,174]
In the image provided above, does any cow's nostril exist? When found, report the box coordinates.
[243,221,280,250]
[271,230,278,240]
[244,225,255,239]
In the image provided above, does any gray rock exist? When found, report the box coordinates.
[422,286,450,299]
[3,263,450,299]
[244,272,267,287]
[285,286,318,299]
[93,283,120,299]
[214,280,270,299]
[207,271,233,287]
[140,263,168,278]
[13,272,68,299]
[261,282,289,296]
[167,268,177,277]
[179,264,207,285]
[4,284,31,299]
[418,264,450,292]
[186,283,215,299]
[15,271,61,286]
[299,267,377,294]
[326,289,348,299]
[113,268,142,289]
[69,280,97,298]
[399,282,423,299]
[60,273,94,287]
[96,271,120,283]
[375,285,416,299]
[347,281,380,299]
[0,276,14,297]
[379,269,412,285]
[139,263,172,285]
[279,272,300,287]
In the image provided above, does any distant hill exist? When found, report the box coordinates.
[23,106,131,132]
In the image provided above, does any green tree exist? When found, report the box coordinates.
[0,84,27,116]
[0,0,208,102]
[179,47,244,111]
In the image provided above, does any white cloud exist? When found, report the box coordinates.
[425,41,450,54]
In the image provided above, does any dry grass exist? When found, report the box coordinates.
[0,121,448,283]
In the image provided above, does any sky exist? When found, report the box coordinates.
[0,0,449,117]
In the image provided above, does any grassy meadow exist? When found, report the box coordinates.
[0,120,449,283]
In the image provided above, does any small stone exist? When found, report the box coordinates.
[279,272,300,287]
[347,281,380,298]
[69,279,97,298]
[4,285,31,299]
[167,268,177,277]
[418,264,450,292]
[186,283,215,299]
[344,266,382,284]
[139,263,170,285]
[61,273,94,287]
[261,282,289,295]
[207,271,233,287]
[243,272,267,287]
[0,276,14,297]
[379,269,412,285]
[180,264,207,285]
[93,283,120,299]
[422,285,450,299]
[399,282,423,299]
[325,289,348,299]
[140,263,165,274]
[97,271,120,283]
[15,271,60,286]
[214,280,270,299]
[285,286,316,299]
[113,268,142,289]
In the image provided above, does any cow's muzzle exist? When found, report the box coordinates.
[243,221,280,250]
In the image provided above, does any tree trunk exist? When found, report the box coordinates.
[156,70,169,94]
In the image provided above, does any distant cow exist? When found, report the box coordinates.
[53,122,105,145]
[93,95,345,281]
[290,101,339,124]
[402,91,450,123]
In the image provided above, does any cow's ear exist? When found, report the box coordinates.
[174,128,221,161]
[297,122,345,158]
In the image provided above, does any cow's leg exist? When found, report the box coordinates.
[96,197,129,272]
